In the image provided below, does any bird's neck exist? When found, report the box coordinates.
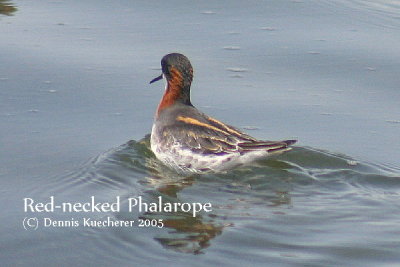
[156,81,191,117]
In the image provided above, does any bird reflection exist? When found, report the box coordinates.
[134,136,224,254]
[124,136,293,254]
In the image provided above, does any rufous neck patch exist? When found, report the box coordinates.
[156,67,183,115]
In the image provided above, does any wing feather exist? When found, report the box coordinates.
[161,114,296,155]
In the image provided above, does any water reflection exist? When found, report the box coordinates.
[0,0,17,16]
[59,136,294,254]
[124,137,307,254]
[49,137,226,255]
[136,137,224,254]
[154,215,223,254]
[42,135,399,258]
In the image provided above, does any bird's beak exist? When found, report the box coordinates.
[149,74,163,84]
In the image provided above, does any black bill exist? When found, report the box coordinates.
[149,74,163,84]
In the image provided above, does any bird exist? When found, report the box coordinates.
[149,53,296,173]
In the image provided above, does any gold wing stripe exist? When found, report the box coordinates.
[207,116,243,136]
[176,115,230,136]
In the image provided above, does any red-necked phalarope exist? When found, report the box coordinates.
[149,53,296,173]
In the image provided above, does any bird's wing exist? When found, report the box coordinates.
[162,115,296,155]
[238,139,297,153]
[204,116,297,152]
[162,123,239,154]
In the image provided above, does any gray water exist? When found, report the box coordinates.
[1,0,400,266]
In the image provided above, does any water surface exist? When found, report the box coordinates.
[1,0,400,266]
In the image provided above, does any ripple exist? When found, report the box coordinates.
[28,136,400,259]
[201,10,216,15]
[223,46,241,50]
[226,67,248,73]
[386,119,400,124]
[260,27,277,31]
